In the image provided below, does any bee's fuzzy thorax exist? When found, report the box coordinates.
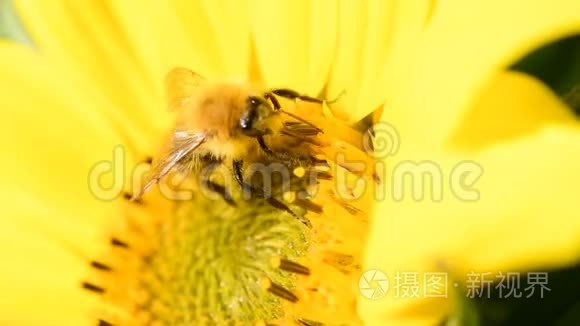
[176,83,255,138]
[201,136,260,161]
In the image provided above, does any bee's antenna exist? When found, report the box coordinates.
[326,89,346,104]
[264,91,324,134]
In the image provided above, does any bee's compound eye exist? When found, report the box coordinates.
[240,97,260,130]
[249,97,260,106]
[239,114,252,130]
[247,96,264,107]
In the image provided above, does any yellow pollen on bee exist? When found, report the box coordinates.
[283,191,296,203]
[293,166,306,177]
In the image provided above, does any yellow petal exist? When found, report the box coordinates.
[106,0,237,147]
[13,0,168,134]
[198,0,251,78]
[0,41,126,257]
[347,0,394,121]
[361,71,580,325]
[451,71,577,149]
[0,221,99,325]
[377,1,435,118]
[109,0,225,80]
[327,1,434,121]
[0,41,132,322]
[249,0,337,94]
[324,0,368,117]
[384,0,580,148]
[306,0,338,94]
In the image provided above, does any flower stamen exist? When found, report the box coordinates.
[90,261,113,272]
[276,258,311,276]
[293,198,323,214]
[82,281,106,294]
[110,237,130,249]
[262,278,299,303]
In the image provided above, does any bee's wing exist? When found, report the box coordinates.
[133,131,206,200]
[165,67,206,111]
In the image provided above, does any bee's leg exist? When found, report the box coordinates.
[256,135,326,166]
[232,159,272,198]
[266,88,344,105]
[264,92,282,111]
[232,160,309,227]
[201,159,236,206]
[232,159,256,196]
[264,90,324,133]
[269,198,311,227]
[260,94,327,166]
[256,136,289,162]
[203,177,236,206]
[268,89,323,104]
[233,159,276,199]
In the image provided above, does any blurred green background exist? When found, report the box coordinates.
[0,0,31,46]
[1,1,578,325]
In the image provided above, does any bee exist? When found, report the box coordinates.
[132,68,329,216]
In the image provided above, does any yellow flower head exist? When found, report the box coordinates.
[1,0,579,325]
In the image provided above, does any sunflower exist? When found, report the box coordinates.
[1,1,579,325]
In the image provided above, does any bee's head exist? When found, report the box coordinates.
[239,96,276,137]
